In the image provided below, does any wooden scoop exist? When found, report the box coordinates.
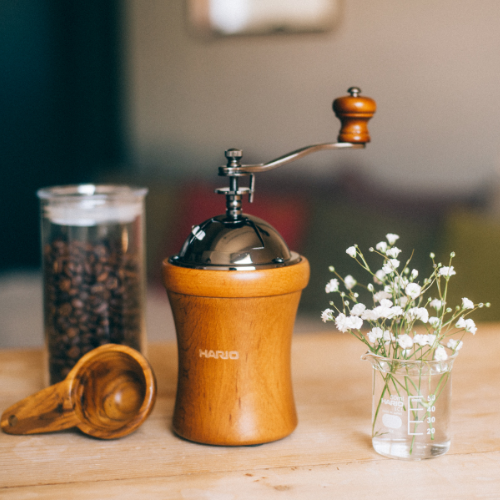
[1,344,156,439]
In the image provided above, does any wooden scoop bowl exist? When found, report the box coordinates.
[1,344,156,439]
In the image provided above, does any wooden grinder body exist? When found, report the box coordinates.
[163,258,309,445]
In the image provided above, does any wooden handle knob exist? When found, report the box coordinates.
[333,87,376,144]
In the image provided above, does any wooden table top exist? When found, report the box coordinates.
[1,325,499,499]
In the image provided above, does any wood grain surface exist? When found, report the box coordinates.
[0,325,499,499]
[162,259,310,298]
[332,88,376,144]
[0,344,156,439]
[164,259,310,445]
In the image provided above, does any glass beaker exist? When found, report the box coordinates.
[37,184,148,385]
[362,350,457,460]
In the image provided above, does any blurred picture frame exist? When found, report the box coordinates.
[187,0,341,37]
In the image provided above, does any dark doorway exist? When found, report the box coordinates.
[0,0,126,270]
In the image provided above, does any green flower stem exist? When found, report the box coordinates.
[372,372,392,436]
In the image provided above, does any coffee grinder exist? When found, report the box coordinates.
[163,87,376,445]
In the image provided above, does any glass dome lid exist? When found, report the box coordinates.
[169,214,301,270]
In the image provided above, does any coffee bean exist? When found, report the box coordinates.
[105,277,119,290]
[96,272,109,283]
[43,231,143,385]
[71,298,84,309]
[59,303,72,316]
[59,279,71,292]
[67,327,78,339]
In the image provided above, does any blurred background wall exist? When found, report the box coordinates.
[2,0,500,330]
[125,0,500,193]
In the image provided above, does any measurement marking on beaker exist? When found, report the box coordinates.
[407,396,424,435]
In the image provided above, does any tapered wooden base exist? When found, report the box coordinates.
[163,258,310,445]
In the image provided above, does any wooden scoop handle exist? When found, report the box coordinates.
[0,380,79,435]
[333,87,376,144]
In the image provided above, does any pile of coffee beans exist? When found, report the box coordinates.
[43,235,143,384]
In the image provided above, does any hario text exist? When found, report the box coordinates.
[199,349,239,360]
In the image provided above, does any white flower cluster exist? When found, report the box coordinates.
[321,233,486,361]
[456,316,477,335]
[325,279,339,294]
[335,313,363,332]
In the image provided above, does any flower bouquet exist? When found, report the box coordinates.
[322,233,489,460]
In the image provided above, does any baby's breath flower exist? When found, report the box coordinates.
[372,305,392,319]
[324,234,485,364]
[367,327,384,343]
[383,330,395,343]
[389,306,404,318]
[335,313,363,333]
[351,303,366,316]
[405,283,421,300]
[371,303,403,320]
[397,334,413,349]
[373,291,391,303]
[427,334,437,347]
[386,233,400,245]
[386,247,402,258]
[380,299,393,308]
[346,246,357,258]
[430,252,435,259]
[429,317,440,328]
[329,266,335,272]
[321,309,334,323]
[325,278,339,293]
[447,339,463,351]
[384,276,407,294]
[456,317,476,334]
[361,308,379,321]
[344,275,357,290]
[462,297,474,310]
[464,319,477,335]
[334,313,348,332]
[413,334,427,346]
[439,266,456,278]
[432,299,444,309]
[434,345,448,361]
[398,296,409,307]
[407,307,429,323]
[382,259,400,275]
[374,270,386,284]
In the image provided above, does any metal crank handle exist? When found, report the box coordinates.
[218,87,376,177]
[219,142,363,176]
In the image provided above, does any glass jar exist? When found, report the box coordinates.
[37,185,148,385]
[362,350,457,460]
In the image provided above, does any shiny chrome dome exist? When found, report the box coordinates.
[170,214,300,270]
